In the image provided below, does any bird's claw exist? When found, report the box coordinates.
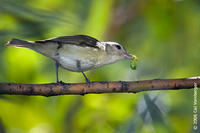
[57,80,65,85]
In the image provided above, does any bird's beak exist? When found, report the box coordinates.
[124,53,134,60]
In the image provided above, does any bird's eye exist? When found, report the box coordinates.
[115,45,121,50]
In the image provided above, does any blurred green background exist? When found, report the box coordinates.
[0,0,200,133]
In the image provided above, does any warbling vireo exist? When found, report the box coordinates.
[6,35,134,84]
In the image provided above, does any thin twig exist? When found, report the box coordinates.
[0,77,199,97]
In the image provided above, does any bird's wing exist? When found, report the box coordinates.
[35,35,100,49]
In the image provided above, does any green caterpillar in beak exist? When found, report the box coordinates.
[130,55,137,70]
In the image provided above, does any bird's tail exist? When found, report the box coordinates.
[5,38,33,48]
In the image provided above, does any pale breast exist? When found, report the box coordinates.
[55,45,103,72]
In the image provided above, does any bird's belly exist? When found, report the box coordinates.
[58,56,96,72]
[54,44,105,72]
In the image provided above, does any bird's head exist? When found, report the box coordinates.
[98,41,133,60]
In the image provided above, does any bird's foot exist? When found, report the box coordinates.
[57,80,65,85]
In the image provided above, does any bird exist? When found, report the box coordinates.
[6,35,134,84]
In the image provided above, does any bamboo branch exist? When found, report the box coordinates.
[0,77,199,97]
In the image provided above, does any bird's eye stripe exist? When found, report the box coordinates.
[115,45,121,50]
